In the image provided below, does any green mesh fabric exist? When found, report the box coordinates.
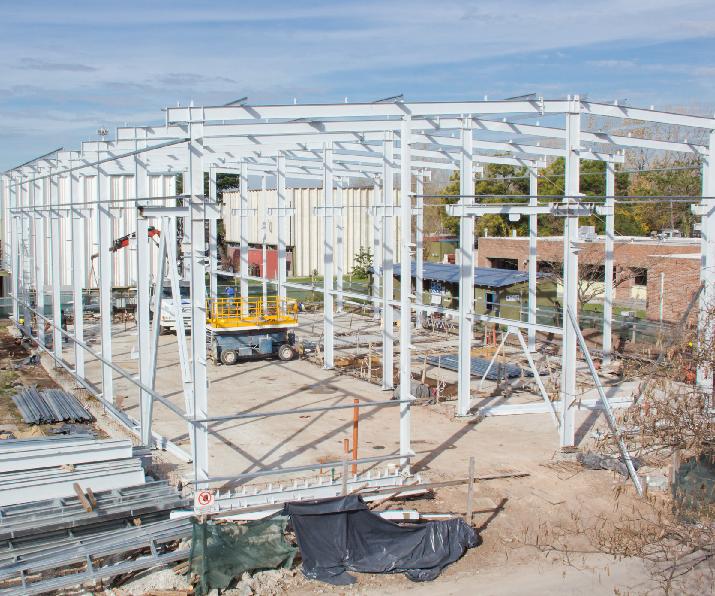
[189,515,297,595]
[673,454,715,523]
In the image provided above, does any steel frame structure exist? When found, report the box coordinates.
[2,95,714,489]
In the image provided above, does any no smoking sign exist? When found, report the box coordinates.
[194,489,216,511]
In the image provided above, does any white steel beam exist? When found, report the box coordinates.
[70,172,85,379]
[602,163,616,365]
[96,165,114,404]
[382,133,395,391]
[581,101,715,130]
[560,98,582,448]
[49,173,62,363]
[322,144,335,369]
[372,176,383,320]
[335,177,344,312]
[457,119,474,417]
[697,130,715,392]
[135,147,153,447]
[528,166,538,352]
[399,117,413,469]
[165,99,573,123]
[32,176,45,347]
[239,161,250,308]
[414,171,425,330]
[188,125,209,484]
[207,167,218,300]
[276,154,287,300]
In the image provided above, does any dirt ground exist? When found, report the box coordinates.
[7,313,666,594]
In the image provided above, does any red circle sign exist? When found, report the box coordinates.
[196,490,214,507]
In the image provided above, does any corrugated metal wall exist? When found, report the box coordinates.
[223,187,402,277]
[64,174,177,289]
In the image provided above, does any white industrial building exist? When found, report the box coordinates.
[223,186,402,277]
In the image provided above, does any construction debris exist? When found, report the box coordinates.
[11,388,93,424]
[577,451,643,478]
[427,354,533,380]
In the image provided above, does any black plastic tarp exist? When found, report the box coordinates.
[283,495,478,585]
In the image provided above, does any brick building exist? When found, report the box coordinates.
[476,236,701,323]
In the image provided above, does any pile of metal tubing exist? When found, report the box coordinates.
[11,388,93,424]
[0,481,191,595]
[0,512,192,596]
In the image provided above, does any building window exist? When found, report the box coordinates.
[538,261,561,275]
[488,257,518,270]
[581,264,605,282]
[485,291,497,311]
[631,267,647,286]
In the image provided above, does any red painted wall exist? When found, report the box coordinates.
[226,246,291,279]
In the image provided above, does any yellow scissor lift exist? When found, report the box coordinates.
[207,296,299,365]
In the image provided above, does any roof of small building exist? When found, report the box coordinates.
[394,261,532,288]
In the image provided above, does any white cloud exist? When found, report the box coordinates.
[0,0,714,168]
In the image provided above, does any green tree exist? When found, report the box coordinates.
[439,163,529,237]
[351,247,373,278]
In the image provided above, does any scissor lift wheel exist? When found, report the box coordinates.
[278,343,295,361]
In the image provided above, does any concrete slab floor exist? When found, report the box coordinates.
[57,312,638,492]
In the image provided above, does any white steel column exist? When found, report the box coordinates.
[372,176,383,320]
[261,176,268,305]
[697,130,715,392]
[335,177,344,312]
[96,163,114,404]
[399,118,413,467]
[239,161,249,308]
[70,172,85,379]
[208,167,218,300]
[560,97,582,447]
[9,179,19,321]
[382,132,395,390]
[527,166,538,352]
[456,119,474,417]
[33,176,45,346]
[50,172,62,362]
[149,217,167,386]
[188,123,209,484]
[322,144,335,369]
[415,171,425,330]
[20,178,31,327]
[276,154,287,301]
[135,150,153,446]
[603,162,616,365]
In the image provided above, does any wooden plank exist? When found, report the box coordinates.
[72,483,93,512]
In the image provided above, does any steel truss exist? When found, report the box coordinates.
[1,94,714,494]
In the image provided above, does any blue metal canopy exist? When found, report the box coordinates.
[394,261,531,288]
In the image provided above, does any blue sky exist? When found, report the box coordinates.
[1,0,714,170]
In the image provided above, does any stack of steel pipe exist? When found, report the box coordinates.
[11,388,93,424]
[0,480,188,549]
[0,517,192,595]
